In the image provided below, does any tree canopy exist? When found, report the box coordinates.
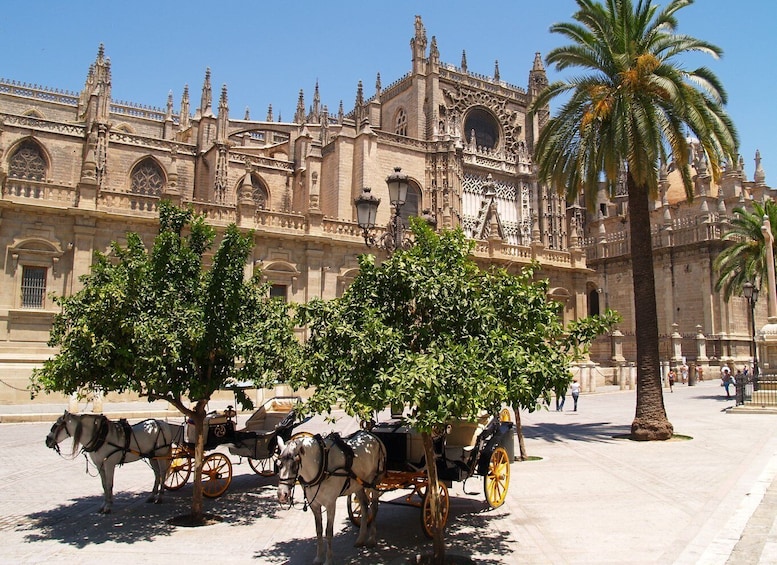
[32,201,299,520]
[295,219,616,428]
[33,202,298,410]
[715,200,777,300]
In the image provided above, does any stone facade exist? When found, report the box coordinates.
[0,18,595,405]
[584,146,775,383]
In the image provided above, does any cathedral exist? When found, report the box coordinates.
[0,16,769,405]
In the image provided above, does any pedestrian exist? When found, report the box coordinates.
[668,369,676,392]
[722,367,734,398]
[696,365,704,381]
[555,382,567,411]
[571,379,580,411]
[680,364,689,384]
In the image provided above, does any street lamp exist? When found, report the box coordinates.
[742,281,760,404]
[355,167,413,253]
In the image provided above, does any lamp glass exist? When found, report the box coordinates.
[386,167,408,206]
[355,188,379,229]
[743,281,754,300]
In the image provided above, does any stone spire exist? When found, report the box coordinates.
[411,15,427,73]
[198,68,213,118]
[311,80,321,122]
[179,85,190,130]
[338,100,344,124]
[294,89,305,124]
[755,150,767,185]
[266,104,273,121]
[494,60,500,81]
[244,107,250,120]
[354,81,366,127]
[217,84,229,142]
[461,50,468,72]
[78,44,112,123]
[430,36,440,67]
[375,73,381,97]
[165,91,174,120]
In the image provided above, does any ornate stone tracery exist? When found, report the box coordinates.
[442,84,522,155]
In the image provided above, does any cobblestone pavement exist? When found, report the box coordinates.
[2,381,777,564]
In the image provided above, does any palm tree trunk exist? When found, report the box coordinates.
[627,174,673,440]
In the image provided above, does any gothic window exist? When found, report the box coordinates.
[399,183,421,226]
[21,266,47,309]
[130,159,165,196]
[9,140,47,181]
[395,108,408,137]
[464,107,500,150]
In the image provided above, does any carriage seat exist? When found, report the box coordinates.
[443,414,491,462]
[244,397,299,433]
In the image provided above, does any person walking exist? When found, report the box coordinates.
[722,367,734,398]
[680,364,689,385]
[668,369,676,392]
[571,379,580,411]
[555,383,567,411]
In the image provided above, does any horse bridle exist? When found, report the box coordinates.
[47,415,71,454]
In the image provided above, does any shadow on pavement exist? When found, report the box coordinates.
[522,420,631,443]
[256,497,512,564]
[20,472,282,547]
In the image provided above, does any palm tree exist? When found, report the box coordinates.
[715,200,777,300]
[530,0,738,440]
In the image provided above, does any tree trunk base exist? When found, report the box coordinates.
[168,513,222,527]
[630,417,674,441]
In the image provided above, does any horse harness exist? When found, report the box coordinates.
[83,416,168,465]
[289,432,381,509]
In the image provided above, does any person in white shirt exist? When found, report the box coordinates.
[570,379,581,411]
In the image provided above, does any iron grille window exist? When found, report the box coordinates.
[21,266,47,308]
[269,284,288,302]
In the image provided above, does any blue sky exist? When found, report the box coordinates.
[1,0,774,180]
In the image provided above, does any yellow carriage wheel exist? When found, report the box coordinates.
[248,454,277,477]
[164,446,192,491]
[202,452,232,498]
[421,480,449,539]
[346,492,364,527]
[484,446,510,508]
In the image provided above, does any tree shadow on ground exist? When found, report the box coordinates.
[20,471,280,547]
[521,420,632,444]
[255,492,513,564]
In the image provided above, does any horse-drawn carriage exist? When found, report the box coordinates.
[346,408,515,537]
[164,396,306,497]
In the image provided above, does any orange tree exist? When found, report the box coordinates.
[32,201,298,522]
[293,219,616,562]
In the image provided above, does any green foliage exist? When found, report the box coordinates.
[714,200,777,300]
[531,0,738,205]
[31,201,299,412]
[293,219,617,431]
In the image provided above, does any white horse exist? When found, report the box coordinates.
[277,431,386,565]
[46,410,182,514]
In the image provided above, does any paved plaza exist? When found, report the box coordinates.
[1,380,777,564]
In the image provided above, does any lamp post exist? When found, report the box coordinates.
[742,281,760,404]
[354,167,413,253]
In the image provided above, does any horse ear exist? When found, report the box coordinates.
[277,436,286,452]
